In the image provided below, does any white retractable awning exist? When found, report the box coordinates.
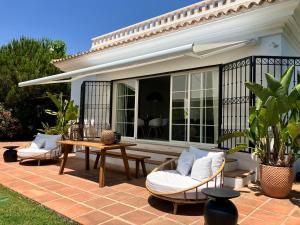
[18,39,257,87]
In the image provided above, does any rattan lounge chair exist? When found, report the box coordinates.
[18,133,62,166]
[146,150,225,214]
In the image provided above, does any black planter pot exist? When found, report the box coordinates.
[204,198,238,225]
[3,149,18,162]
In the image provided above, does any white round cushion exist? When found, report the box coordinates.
[17,148,49,158]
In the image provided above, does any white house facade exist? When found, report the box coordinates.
[19,0,300,180]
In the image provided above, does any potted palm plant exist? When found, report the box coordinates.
[219,66,300,198]
[42,92,79,139]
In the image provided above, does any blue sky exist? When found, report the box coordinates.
[0,0,200,54]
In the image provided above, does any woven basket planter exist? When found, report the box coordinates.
[101,130,115,145]
[260,164,294,198]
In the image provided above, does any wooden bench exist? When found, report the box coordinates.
[93,151,150,178]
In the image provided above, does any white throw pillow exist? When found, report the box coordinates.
[207,152,225,174]
[191,157,212,181]
[176,150,195,176]
[189,146,208,159]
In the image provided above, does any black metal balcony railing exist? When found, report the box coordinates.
[220,56,300,152]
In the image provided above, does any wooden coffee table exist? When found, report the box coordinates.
[58,140,136,187]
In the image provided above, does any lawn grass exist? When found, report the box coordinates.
[0,185,76,225]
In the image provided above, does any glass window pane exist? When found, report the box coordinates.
[190,108,201,125]
[173,75,188,92]
[116,81,135,137]
[172,108,186,124]
[190,73,203,90]
[172,92,187,107]
[190,91,204,107]
[172,125,187,141]
[190,125,201,142]
[204,125,216,144]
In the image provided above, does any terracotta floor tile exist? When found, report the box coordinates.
[54,187,83,197]
[85,197,116,209]
[284,217,300,225]
[31,192,61,203]
[68,191,98,202]
[111,182,136,191]
[166,213,202,225]
[121,210,157,225]
[235,203,256,215]
[251,209,287,224]
[75,210,112,225]
[44,198,77,211]
[101,203,135,216]
[260,201,295,215]
[146,217,182,225]
[106,192,135,201]
[100,219,131,225]
[233,196,265,208]
[122,196,149,208]
[240,217,275,225]
[61,204,93,219]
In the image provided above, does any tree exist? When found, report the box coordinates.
[0,37,70,139]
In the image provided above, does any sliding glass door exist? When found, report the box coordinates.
[171,69,219,144]
[115,67,219,145]
[115,80,136,137]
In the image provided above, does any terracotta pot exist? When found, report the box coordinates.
[101,130,115,145]
[260,164,294,198]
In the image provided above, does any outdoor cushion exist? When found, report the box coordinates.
[189,147,225,174]
[30,137,45,149]
[17,147,50,158]
[190,157,212,181]
[188,146,208,159]
[176,150,195,176]
[36,133,61,149]
[207,151,225,174]
[147,170,220,199]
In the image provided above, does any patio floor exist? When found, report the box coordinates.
[0,142,300,225]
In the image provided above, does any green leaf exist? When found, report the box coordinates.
[245,82,272,102]
[217,131,246,144]
[279,65,295,95]
[227,144,248,154]
[265,73,281,94]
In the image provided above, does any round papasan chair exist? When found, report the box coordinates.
[146,147,225,214]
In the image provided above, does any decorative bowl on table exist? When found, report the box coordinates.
[101,129,115,145]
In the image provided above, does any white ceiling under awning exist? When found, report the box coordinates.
[18,39,257,87]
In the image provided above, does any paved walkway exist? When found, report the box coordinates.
[0,142,299,225]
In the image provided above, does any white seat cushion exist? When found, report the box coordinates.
[147,170,199,193]
[17,147,50,158]
[147,170,220,199]
[176,150,195,176]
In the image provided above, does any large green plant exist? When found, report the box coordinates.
[219,66,300,167]
[42,92,78,137]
